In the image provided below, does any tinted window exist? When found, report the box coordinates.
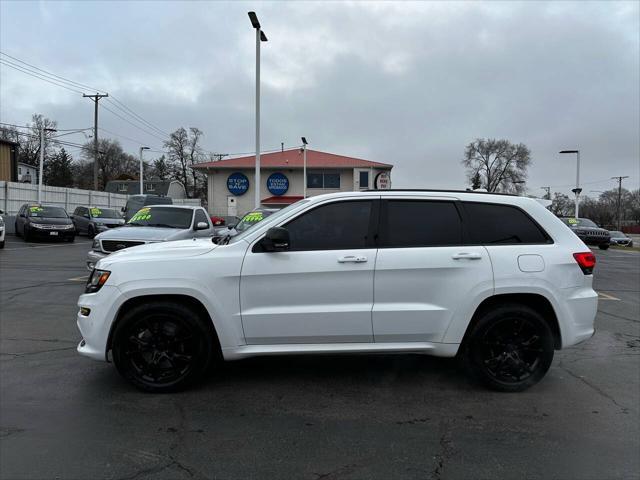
[464,203,549,244]
[193,209,210,227]
[285,201,372,251]
[307,173,323,188]
[236,210,274,232]
[359,171,369,189]
[324,173,340,189]
[382,201,462,247]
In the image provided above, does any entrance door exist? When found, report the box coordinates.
[227,196,238,217]
[240,199,379,344]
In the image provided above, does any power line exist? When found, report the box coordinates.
[0,59,84,94]
[100,103,168,143]
[99,127,164,149]
[107,96,170,137]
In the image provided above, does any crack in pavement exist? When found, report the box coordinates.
[3,337,77,344]
[559,364,630,414]
[313,463,359,479]
[599,310,640,324]
[0,346,77,358]
[431,421,455,480]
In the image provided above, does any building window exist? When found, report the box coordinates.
[146,183,155,192]
[18,167,22,174]
[359,171,369,189]
[307,171,341,189]
[118,183,127,192]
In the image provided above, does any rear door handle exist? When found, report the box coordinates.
[451,252,482,260]
[338,255,368,263]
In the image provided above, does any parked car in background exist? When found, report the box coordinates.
[121,194,172,222]
[86,205,214,270]
[560,217,610,250]
[608,230,633,247]
[14,204,75,242]
[77,191,597,393]
[0,209,5,249]
[213,208,278,243]
[71,206,125,238]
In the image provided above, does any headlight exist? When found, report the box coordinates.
[63,224,75,229]
[92,239,100,250]
[85,269,111,293]
[31,223,45,228]
[0,217,4,226]
[94,222,105,227]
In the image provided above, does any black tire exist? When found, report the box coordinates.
[66,235,75,243]
[599,244,609,250]
[23,227,31,242]
[462,304,555,392]
[112,301,217,393]
[88,225,95,239]
[14,222,20,238]
[0,240,4,249]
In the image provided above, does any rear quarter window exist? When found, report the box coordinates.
[462,202,550,245]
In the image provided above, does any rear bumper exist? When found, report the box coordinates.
[559,286,598,348]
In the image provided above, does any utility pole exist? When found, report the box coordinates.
[301,137,308,198]
[541,186,551,200]
[139,147,150,195]
[83,93,108,190]
[559,150,581,218]
[38,125,57,203]
[612,176,629,231]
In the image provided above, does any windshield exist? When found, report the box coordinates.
[28,206,67,218]
[127,206,193,229]
[235,210,275,233]
[563,218,598,228]
[229,200,310,244]
[609,231,625,237]
[90,208,121,219]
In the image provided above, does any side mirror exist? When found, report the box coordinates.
[195,221,209,231]
[19,213,26,218]
[0,208,4,214]
[227,223,236,230]
[121,207,126,213]
[262,227,290,252]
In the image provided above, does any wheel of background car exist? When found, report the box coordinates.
[88,225,95,239]
[67,235,75,243]
[23,227,31,242]
[0,240,4,249]
[14,222,20,237]
[599,244,609,250]
[111,301,215,392]
[462,304,554,392]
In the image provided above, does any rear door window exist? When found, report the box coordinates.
[462,202,550,244]
[380,200,463,247]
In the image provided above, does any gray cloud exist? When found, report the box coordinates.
[1,0,638,195]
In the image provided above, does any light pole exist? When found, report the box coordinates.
[559,150,581,218]
[38,126,57,203]
[301,137,308,198]
[248,11,268,209]
[139,146,150,195]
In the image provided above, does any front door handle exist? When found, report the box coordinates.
[451,252,482,260]
[338,255,368,263]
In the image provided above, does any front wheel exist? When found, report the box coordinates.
[0,240,4,249]
[88,225,95,239]
[462,304,555,392]
[599,244,609,250]
[112,301,216,392]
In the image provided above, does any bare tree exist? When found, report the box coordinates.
[187,127,203,198]
[549,192,573,217]
[80,138,137,189]
[164,127,189,194]
[152,155,170,181]
[462,138,531,194]
[18,114,58,166]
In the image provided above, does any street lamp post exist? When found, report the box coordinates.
[559,150,581,218]
[248,12,268,209]
[139,146,150,195]
[301,137,308,198]
[38,126,57,203]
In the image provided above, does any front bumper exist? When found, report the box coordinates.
[87,249,108,270]
[30,227,75,239]
[77,285,122,361]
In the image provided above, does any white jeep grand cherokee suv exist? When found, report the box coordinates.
[77,191,597,393]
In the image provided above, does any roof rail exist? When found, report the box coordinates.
[364,189,518,196]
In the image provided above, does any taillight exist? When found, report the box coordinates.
[573,252,596,275]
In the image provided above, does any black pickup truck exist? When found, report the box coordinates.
[561,217,610,250]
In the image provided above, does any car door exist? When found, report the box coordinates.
[16,205,26,234]
[372,198,493,342]
[76,207,89,234]
[240,198,379,344]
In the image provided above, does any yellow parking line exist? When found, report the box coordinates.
[598,292,620,301]
[68,275,89,282]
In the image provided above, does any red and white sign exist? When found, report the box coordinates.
[374,172,391,190]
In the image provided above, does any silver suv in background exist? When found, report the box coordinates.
[71,206,124,238]
[86,205,214,270]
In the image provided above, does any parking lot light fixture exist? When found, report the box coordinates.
[139,147,150,195]
[301,137,308,198]
[248,11,268,209]
[559,149,580,218]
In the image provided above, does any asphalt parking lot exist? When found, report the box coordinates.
[0,235,638,480]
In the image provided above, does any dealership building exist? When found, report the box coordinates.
[193,148,393,217]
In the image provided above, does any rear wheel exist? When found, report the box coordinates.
[462,304,554,392]
[112,301,216,392]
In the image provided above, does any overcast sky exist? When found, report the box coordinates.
[1,1,638,195]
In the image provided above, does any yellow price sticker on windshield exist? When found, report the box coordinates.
[29,206,43,212]
[90,208,102,217]
[129,207,152,223]
[243,212,263,223]
[567,218,578,225]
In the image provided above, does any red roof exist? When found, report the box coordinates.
[192,149,392,170]
[261,195,304,205]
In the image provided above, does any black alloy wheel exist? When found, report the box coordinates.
[463,304,554,392]
[88,225,95,239]
[112,302,216,392]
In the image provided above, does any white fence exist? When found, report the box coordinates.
[0,181,200,216]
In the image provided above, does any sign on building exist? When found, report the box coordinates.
[227,172,249,196]
[374,171,391,190]
[266,172,289,196]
